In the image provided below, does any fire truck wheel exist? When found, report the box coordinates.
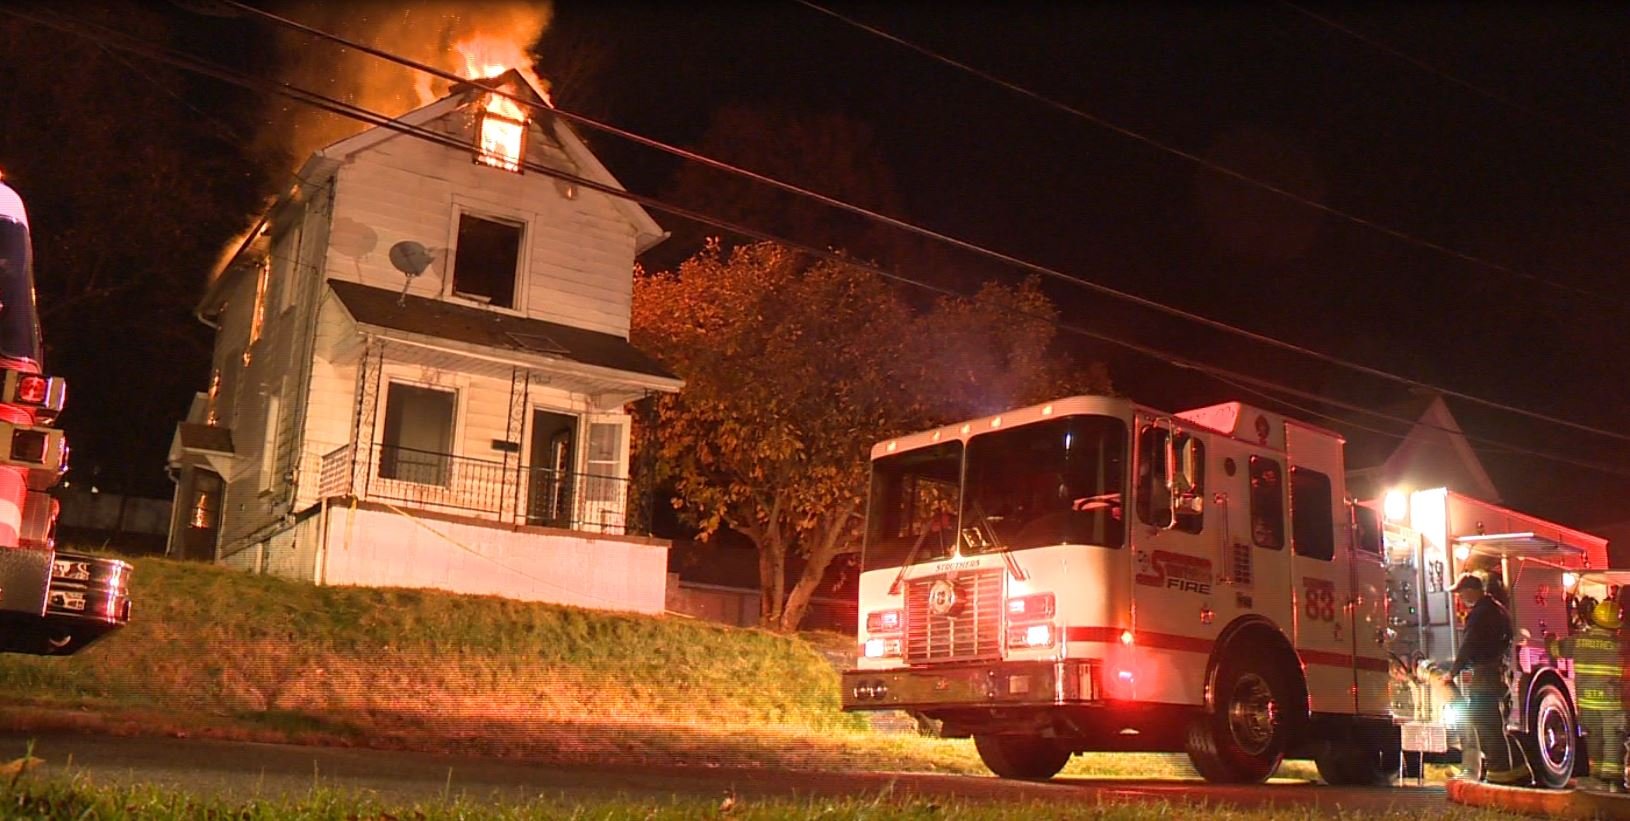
[1518,682,1577,790]
[1185,656,1291,783]
[973,734,1071,780]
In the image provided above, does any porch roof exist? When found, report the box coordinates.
[328,280,679,386]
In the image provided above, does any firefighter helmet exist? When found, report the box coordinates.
[1592,599,1623,630]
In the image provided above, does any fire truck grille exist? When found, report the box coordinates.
[905,569,1004,663]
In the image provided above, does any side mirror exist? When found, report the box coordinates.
[1163,433,1204,524]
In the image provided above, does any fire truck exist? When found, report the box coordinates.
[842,395,1603,787]
[0,179,131,655]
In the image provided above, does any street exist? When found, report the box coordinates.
[0,731,1447,814]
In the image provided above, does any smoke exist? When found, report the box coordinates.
[266,1,552,166]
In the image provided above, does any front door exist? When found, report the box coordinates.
[528,410,577,527]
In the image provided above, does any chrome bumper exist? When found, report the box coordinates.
[843,659,1101,711]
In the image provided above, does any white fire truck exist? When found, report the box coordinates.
[842,395,1603,787]
[0,180,131,655]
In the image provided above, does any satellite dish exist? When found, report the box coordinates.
[389,241,433,278]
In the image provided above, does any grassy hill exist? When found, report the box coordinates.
[0,556,881,763]
[0,555,1319,780]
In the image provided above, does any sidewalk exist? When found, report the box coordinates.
[1446,779,1630,819]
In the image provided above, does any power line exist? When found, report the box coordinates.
[794,4,1630,308]
[1279,1,1627,157]
[218,0,1630,451]
[14,6,1630,482]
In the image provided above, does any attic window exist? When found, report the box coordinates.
[476,92,527,173]
[453,214,521,309]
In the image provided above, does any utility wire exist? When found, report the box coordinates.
[220,0,1630,450]
[796,0,1615,309]
[1280,1,1627,157]
[16,6,1630,481]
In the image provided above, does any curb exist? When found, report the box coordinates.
[1446,778,1630,819]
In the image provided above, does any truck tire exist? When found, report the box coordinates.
[973,734,1070,780]
[1519,682,1577,790]
[1185,652,1291,783]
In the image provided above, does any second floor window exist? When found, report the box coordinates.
[452,213,521,309]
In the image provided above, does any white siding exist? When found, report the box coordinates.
[323,113,638,338]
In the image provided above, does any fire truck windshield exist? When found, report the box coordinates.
[863,415,1128,571]
[0,183,43,366]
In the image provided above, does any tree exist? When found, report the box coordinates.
[0,5,284,496]
[632,241,1110,632]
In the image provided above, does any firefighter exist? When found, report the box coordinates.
[1551,598,1627,791]
[1444,572,1528,785]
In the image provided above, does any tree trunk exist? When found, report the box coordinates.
[754,496,788,628]
[778,502,857,633]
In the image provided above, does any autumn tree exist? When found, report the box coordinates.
[632,242,1110,632]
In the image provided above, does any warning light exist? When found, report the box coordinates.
[1120,630,1134,646]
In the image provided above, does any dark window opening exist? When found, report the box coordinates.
[1136,427,1204,534]
[1291,466,1335,561]
[380,383,455,485]
[452,214,521,309]
[1355,504,1382,555]
[1249,456,1284,549]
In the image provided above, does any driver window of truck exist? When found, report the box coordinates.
[1248,456,1284,549]
[1290,466,1334,561]
[1136,427,1203,534]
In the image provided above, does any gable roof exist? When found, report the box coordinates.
[1344,391,1500,503]
[202,69,665,315]
[327,279,680,388]
[316,69,665,253]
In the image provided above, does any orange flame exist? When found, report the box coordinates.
[454,33,547,173]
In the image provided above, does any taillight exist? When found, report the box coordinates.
[16,375,45,404]
[11,429,47,464]
[865,609,903,634]
[1,370,65,416]
[1006,593,1055,621]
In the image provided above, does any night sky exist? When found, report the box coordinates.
[6,2,1630,563]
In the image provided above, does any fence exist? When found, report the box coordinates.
[318,443,647,535]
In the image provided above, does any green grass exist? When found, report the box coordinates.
[0,774,1522,820]
[0,555,1377,781]
[0,556,860,733]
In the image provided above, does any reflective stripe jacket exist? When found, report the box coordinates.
[1552,626,1625,712]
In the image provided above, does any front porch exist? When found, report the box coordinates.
[317,441,649,536]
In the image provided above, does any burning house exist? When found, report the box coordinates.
[165,67,681,613]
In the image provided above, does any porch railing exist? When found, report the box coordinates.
[317,443,646,536]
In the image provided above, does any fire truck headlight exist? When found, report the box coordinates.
[10,429,48,464]
[863,638,901,659]
[1006,593,1055,620]
[1007,623,1054,648]
[865,609,903,634]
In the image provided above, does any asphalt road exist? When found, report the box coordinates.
[0,731,1449,814]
